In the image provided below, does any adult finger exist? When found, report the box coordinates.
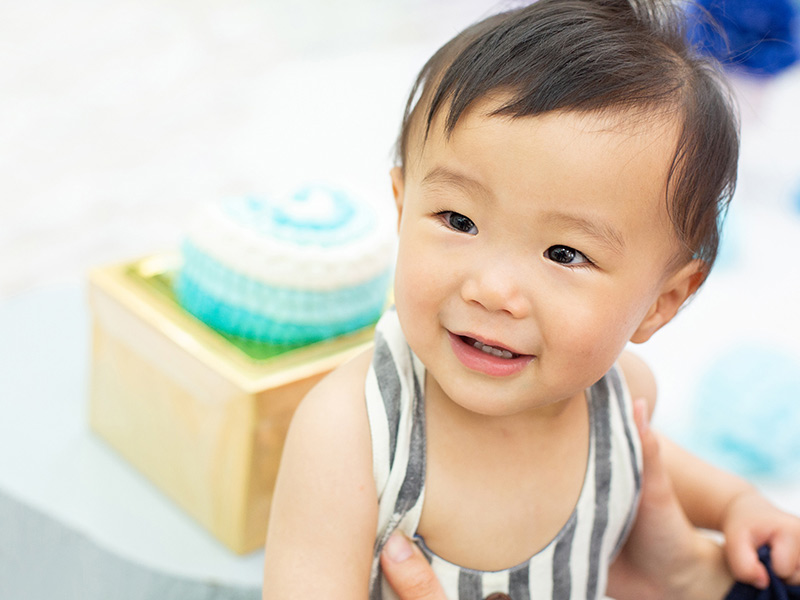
[381,532,448,600]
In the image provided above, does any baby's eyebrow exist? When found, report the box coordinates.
[543,212,626,255]
[421,166,626,255]
[421,166,492,201]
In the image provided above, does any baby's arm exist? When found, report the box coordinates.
[660,434,800,587]
[262,350,377,599]
[619,352,800,588]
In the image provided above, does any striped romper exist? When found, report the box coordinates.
[366,309,643,600]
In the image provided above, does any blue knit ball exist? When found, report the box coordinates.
[688,344,800,479]
[686,0,799,76]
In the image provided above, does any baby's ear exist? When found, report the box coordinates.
[390,166,405,230]
[630,259,706,344]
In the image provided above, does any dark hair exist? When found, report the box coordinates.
[396,0,739,272]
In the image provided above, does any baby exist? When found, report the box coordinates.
[263,1,800,598]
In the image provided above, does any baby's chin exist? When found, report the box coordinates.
[432,376,579,421]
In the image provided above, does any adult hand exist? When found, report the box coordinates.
[607,399,733,600]
[380,531,447,600]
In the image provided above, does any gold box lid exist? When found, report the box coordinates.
[89,254,377,392]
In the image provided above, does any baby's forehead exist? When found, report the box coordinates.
[405,97,681,176]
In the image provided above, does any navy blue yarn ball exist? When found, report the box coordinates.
[686,0,799,76]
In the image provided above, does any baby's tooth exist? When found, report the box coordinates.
[470,339,514,359]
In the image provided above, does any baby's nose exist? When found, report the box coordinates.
[460,265,531,318]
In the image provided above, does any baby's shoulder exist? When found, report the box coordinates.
[311,346,373,397]
[616,350,658,414]
[291,347,373,436]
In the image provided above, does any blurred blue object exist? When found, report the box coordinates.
[690,344,800,479]
[713,205,741,270]
[686,0,799,76]
[795,179,800,214]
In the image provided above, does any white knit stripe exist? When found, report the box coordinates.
[410,352,427,406]
[372,397,410,536]
[375,315,417,523]
[432,555,461,599]
[368,315,414,596]
[365,365,390,498]
[528,542,555,598]
[389,341,426,521]
[607,367,642,561]
[369,311,431,599]
[380,572,401,600]
[612,366,643,482]
[481,569,511,598]
[587,377,615,600]
[365,313,436,597]
[608,405,637,525]
[374,331,402,467]
[187,199,395,290]
[568,407,598,600]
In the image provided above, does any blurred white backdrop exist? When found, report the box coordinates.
[0,0,506,299]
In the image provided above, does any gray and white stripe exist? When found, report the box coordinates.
[366,311,642,600]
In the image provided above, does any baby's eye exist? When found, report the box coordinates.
[439,211,478,235]
[545,245,591,266]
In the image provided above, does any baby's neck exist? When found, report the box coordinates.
[420,378,591,570]
[425,374,585,440]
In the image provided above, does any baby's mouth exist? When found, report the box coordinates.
[459,335,520,359]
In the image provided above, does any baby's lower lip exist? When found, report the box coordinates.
[448,332,533,377]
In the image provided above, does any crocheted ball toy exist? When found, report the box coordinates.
[176,185,395,346]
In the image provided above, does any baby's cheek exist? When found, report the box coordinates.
[393,256,425,317]
[394,247,438,299]
[555,310,631,378]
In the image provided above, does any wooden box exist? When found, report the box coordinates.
[88,255,374,554]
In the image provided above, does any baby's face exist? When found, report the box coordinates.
[392,101,692,417]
